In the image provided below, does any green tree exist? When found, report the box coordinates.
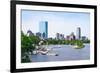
[21,31,36,63]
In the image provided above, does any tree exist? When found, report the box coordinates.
[21,31,36,63]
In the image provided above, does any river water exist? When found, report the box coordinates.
[30,44,90,62]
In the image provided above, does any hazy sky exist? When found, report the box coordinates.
[21,10,90,38]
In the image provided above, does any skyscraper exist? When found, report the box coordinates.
[39,21,48,39]
[76,27,81,40]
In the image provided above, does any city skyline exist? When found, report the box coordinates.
[22,10,90,39]
[26,26,87,40]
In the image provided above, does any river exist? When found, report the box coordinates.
[30,44,90,62]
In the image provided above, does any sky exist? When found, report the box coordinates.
[21,10,90,39]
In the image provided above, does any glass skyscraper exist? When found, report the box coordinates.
[76,27,81,40]
[39,21,48,39]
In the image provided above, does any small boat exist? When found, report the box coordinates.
[41,51,48,55]
[46,53,59,56]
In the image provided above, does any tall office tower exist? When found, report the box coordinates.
[39,21,48,39]
[76,27,81,40]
